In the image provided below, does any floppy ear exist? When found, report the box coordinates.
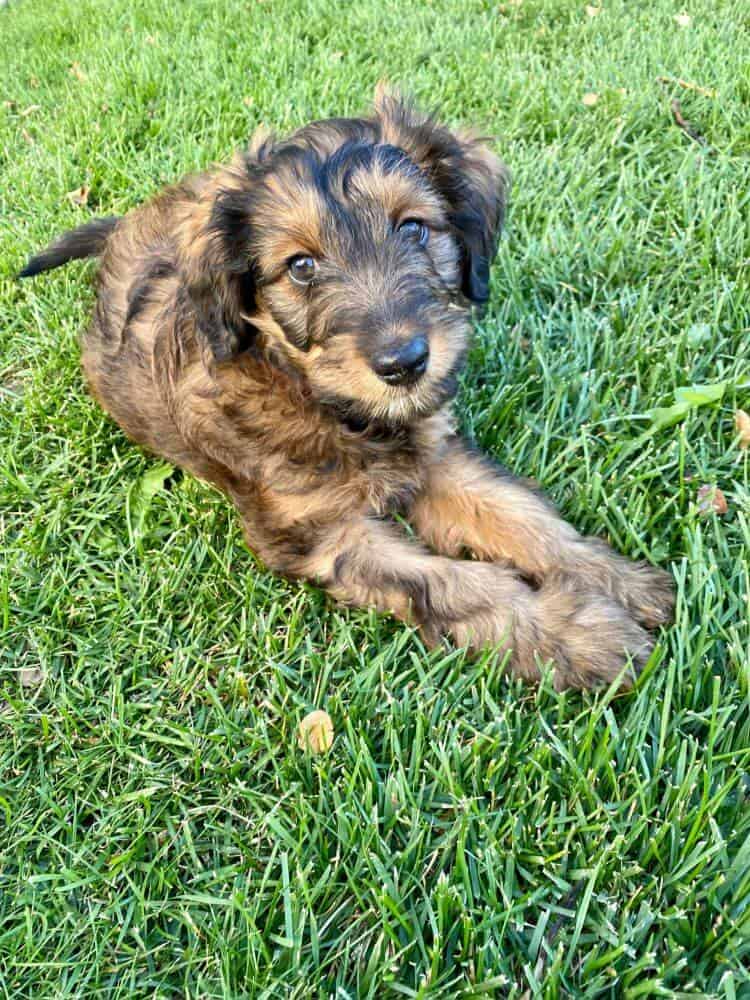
[374,86,509,307]
[178,133,276,361]
[178,187,256,361]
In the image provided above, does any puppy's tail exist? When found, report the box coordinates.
[18,216,121,278]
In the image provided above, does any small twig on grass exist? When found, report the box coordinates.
[670,99,707,146]
[544,880,587,949]
[531,880,587,985]
[656,75,717,98]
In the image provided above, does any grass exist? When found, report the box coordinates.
[1,0,750,995]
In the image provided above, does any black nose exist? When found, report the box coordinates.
[372,335,430,385]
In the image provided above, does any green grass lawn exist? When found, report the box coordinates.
[2,0,750,995]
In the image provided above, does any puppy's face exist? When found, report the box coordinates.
[248,141,471,426]
[184,91,508,427]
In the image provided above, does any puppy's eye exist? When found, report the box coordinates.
[288,255,318,285]
[397,219,429,246]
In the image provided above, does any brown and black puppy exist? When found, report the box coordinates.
[21,88,674,689]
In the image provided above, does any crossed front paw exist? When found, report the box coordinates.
[421,575,657,691]
[576,540,675,631]
[524,577,655,690]
[609,560,675,630]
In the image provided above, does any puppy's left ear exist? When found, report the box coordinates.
[178,132,275,361]
[374,86,509,308]
[178,187,256,361]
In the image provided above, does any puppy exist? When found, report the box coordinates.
[20,88,674,689]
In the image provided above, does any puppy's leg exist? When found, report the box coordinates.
[243,511,653,690]
[411,439,674,629]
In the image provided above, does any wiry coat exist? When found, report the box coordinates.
[22,90,674,689]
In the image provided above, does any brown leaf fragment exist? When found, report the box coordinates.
[582,92,599,107]
[297,710,334,753]
[69,62,88,82]
[697,484,728,516]
[66,185,90,207]
[20,667,44,688]
[734,410,750,451]
[734,410,750,450]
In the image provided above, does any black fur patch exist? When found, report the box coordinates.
[124,257,176,331]
[208,189,255,273]
[19,217,120,278]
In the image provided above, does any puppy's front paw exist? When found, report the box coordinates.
[612,560,675,630]
[419,570,658,691]
[577,540,675,631]
[526,576,655,690]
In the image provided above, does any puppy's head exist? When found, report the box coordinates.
[180,88,508,427]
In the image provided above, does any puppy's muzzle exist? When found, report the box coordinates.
[372,334,430,386]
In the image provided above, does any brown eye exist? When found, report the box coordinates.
[288,255,317,285]
[397,219,429,246]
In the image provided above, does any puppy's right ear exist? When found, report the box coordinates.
[374,86,509,310]
[178,132,274,361]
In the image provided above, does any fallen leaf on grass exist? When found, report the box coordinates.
[297,710,334,753]
[675,383,727,406]
[697,485,728,516]
[582,92,599,107]
[644,380,728,433]
[20,667,44,688]
[126,461,174,540]
[66,185,90,207]
[734,410,750,450]
[0,372,25,400]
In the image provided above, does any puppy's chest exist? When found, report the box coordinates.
[357,444,425,515]
[216,368,431,517]
[285,433,425,516]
